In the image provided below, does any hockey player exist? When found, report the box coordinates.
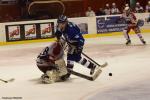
[122,7,146,45]
[55,15,97,80]
[36,40,68,83]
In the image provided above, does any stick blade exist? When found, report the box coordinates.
[68,68,102,81]
[99,62,108,68]
[69,69,93,81]
[7,78,15,83]
[91,68,102,81]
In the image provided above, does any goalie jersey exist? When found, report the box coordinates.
[36,42,64,73]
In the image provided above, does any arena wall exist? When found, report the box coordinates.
[0,13,150,45]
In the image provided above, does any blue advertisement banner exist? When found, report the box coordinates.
[96,16,126,33]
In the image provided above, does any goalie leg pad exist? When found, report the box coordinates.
[68,67,102,81]
[55,59,68,76]
[78,57,96,75]
[41,70,60,84]
[41,58,69,84]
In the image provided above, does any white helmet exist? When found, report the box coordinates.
[112,3,116,6]
[106,4,109,7]
[136,2,140,5]
[125,4,129,7]
[125,7,130,11]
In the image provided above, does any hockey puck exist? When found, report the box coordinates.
[109,73,112,76]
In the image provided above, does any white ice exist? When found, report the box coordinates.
[0,33,150,100]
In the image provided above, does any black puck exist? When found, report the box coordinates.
[109,73,112,76]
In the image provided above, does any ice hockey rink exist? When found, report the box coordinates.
[0,33,150,100]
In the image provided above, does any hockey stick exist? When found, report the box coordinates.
[0,78,15,83]
[68,68,102,81]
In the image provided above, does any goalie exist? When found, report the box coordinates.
[36,40,68,84]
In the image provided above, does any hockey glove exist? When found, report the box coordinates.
[75,46,83,54]
[55,30,62,40]
[137,19,144,27]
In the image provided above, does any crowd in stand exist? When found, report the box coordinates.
[85,1,150,17]
[0,1,150,22]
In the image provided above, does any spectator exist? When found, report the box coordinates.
[111,3,120,14]
[96,8,105,16]
[125,3,129,7]
[0,16,3,22]
[27,0,33,5]
[145,1,150,12]
[122,4,130,13]
[145,14,150,23]
[85,7,96,17]
[18,0,33,19]
[104,4,111,15]
[3,14,13,22]
[135,2,144,13]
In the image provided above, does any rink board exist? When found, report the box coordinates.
[0,13,150,45]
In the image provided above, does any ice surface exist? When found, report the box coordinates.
[0,34,150,100]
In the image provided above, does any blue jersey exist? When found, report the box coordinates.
[56,22,85,47]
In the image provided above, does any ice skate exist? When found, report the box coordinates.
[141,39,146,45]
[126,40,131,45]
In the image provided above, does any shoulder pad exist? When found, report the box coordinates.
[68,22,76,27]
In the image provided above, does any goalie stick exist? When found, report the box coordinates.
[0,78,15,83]
[68,68,102,81]
[82,52,108,68]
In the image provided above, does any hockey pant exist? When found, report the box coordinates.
[123,25,144,41]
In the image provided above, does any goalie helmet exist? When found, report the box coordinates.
[57,15,68,23]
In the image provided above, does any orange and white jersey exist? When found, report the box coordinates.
[122,12,137,24]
